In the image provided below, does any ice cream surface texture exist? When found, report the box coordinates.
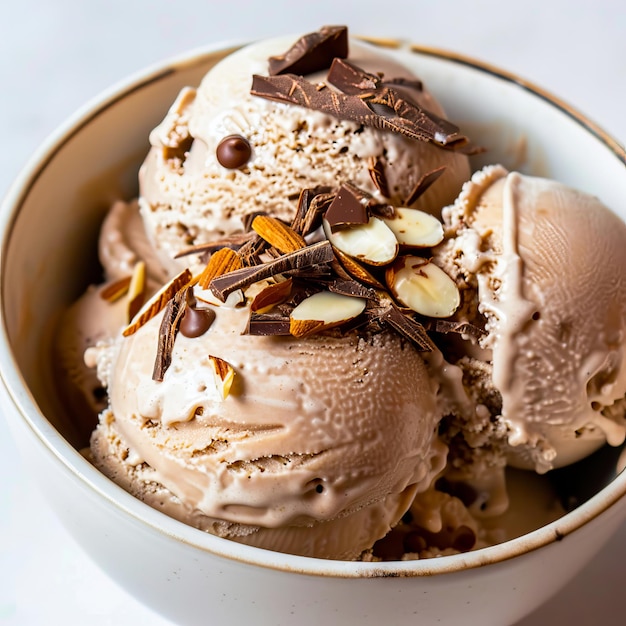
[139,30,470,273]
[435,165,626,475]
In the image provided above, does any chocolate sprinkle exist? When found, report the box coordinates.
[268,25,348,76]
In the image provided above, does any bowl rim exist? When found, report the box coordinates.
[1,38,625,579]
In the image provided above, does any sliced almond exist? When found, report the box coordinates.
[382,208,444,248]
[386,256,460,318]
[331,248,385,289]
[198,248,243,289]
[251,278,293,313]
[289,291,366,337]
[127,261,146,322]
[123,268,192,336]
[100,275,132,302]
[252,215,306,253]
[208,355,235,400]
[322,216,398,266]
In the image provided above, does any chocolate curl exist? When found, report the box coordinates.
[268,26,349,76]
[153,286,190,381]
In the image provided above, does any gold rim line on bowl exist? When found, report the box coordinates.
[1,39,625,579]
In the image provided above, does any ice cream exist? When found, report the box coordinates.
[56,26,626,562]
[433,165,626,486]
[138,27,471,274]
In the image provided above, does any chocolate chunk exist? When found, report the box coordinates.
[247,313,292,336]
[379,302,434,351]
[383,77,423,92]
[209,240,335,301]
[326,57,381,94]
[153,286,189,381]
[268,26,348,76]
[404,165,446,206]
[180,305,216,338]
[327,279,377,299]
[291,186,333,236]
[251,72,466,147]
[216,135,252,169]
[324,182,371,232]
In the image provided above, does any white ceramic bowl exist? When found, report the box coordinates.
[1,40,625,626]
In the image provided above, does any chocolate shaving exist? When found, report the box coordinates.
[367,156,390,198]
[247,313,292,336]
[327,279,377,299]
[424,319,487,339]
[251,71,466,148]
[324,182,371,231]
[237,233,267,266]
[291,186,333,236]
[268,26,348,76]
[153,286,189,381]
[404,165,447,206]
[174,232,256,259]
[379,302,434,351]
[209,240,335,301]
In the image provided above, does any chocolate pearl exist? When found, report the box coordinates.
[216,135,252,169]
[180,306,215,338]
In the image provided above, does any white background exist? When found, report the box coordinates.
[0,1,625,624]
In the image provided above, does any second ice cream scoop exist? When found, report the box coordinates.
[435,165,626,472]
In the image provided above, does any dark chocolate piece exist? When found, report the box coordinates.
[291,186,333,236]
[247,313,292,336]
[216,135,252,169]
[209,241,335,301]
[404,165,447,206]
[379,302,434,351]
[324,182,371,231]
[180,305,216,338]
[268,26,348,76]
[251,72,465,147]
[424,319,487,340]
[327,279,377,299]
[174,232,257,259]
[153,286,189,381]
[326,57,381,94]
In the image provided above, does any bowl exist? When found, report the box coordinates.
[1,38,625,626]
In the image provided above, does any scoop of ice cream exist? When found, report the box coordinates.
[139,33,470,273]
[435,165,626,473]
[87,292,447,559]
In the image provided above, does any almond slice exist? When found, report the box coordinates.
[252,215,306,253]
[251,278,293,313]
[127,261,146,322]
[123,268,192,336]
[208,355,235,400]
[100,275,131,302]
[289,291,366,337]
[382,208,444,248]
[198,248,243,289]
[386,256,460,318]
[322,216,398,266]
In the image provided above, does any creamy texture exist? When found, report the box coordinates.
[436,166,626,472]
[139,37,470,273]
[88,292,446,558]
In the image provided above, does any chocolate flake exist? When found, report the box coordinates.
[153,286,189,381]
[291,186,333,236]
[327,279,377,300]
[268,26,348,76]
[174,232,256,259]
[209,241,335,301]
[324,182,371,232]
[404,165,447,206]
[424,319,487,340]
[367,156,390,198]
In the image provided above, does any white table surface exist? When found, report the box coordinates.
[0,1,624,624]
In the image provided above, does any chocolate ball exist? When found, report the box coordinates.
[216,135,252,169]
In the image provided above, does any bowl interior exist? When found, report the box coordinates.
[1,41,625,573]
